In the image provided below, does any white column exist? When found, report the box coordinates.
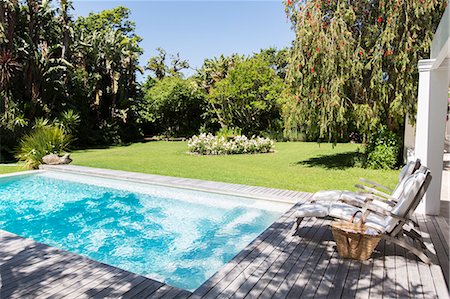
[415,58,450,215]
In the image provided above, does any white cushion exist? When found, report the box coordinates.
[295,202,329,218]
[385,172,426,233]
[312,190,343,201]
[328,203,387,232]
[313,190,367,203]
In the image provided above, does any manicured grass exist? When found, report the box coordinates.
[0,165,25,174]
[72,141,399,193]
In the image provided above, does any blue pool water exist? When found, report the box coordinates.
[0,172,285,291]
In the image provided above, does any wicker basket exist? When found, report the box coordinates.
[331,211,382,261]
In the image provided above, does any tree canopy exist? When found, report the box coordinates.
[283,0,447,142]
[0,1,143,159]
[207,55,287,135]
[140,76,206,137]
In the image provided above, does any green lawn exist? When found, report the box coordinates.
[71,141,399,193]
[0,165,24,174]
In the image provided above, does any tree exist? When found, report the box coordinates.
[283,0,447,142]
[146,47,168,80]
[195,54,244,93]
[141,76,206,137]
[254,47,290,79]
[146,48,189,80]
[208,57,286,135]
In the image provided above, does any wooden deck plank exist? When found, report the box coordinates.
[354,260,372,299]
[119,277,163,299]
[215,215,301,298]
[62,266,125,299]
[324,257,351,299]
[40,262,123,298]
[199,209,298,298]
[238,217,320,299]
[340,259,363,299]
[393,245,411,298]
[191,204,302,299]
[416,214,450,299]
[369,240,385,298]
[268,222,330,298]
[434,216,450,248]
[431,217,449,256]
[311,247,341,298]
[88,272,137,298]
[8,256,95,298]
[383,241,398,298]
[404,247,425,298]
[262,219,328,298]
[145,284,174,298]
[1,251,79,292]
[429,217,449,286]
[289,230,336,298]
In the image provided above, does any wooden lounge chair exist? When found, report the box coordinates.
[294,166,432,263]
[309,159,421,211]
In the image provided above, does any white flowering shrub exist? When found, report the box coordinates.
[188,133,274,155]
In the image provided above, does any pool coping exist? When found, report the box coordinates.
[38,164,303,206]
[0,169,41,178]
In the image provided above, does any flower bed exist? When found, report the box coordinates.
[188,133,274,155]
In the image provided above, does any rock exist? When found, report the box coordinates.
[42,153,72,165]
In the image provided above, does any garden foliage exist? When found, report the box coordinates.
[142,50,289,138]
[15,125,72,169]
[207,57,286,136]
[140,77,206,137]
[365,126,400,169]
[0,2,143,160]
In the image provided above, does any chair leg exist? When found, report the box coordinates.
[293,217,303,232]
[410,219,420,229]
[383,235,431,264]
[403,229,427,249]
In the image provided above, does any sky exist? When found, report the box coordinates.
[72,0,294,80]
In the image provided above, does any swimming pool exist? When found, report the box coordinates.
[0,171,288,291]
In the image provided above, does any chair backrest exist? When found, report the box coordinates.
[383,165,431,233]
[391,159,421,199]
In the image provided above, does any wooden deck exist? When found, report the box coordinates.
[191,198,450,299]
[1,166,449,298]
[0,230,191,298]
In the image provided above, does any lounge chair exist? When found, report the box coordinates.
[294,166,432,263]
[310,159,421,210]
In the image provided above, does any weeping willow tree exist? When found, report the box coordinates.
[283,0,447,142]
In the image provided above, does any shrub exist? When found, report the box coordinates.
[188,133,274,155]
[365,126,400,169]
[54,110,81,134]
[216,127,242,139]
[15,126,72,169]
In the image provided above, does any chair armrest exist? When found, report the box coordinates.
[355,184,398,202]
[359,178,393,193]
[339,195,366,208]
[364,194,397,208]
[363,204,407,222]
[339,194,396,211]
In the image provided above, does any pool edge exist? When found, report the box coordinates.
[39,164,302,206]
